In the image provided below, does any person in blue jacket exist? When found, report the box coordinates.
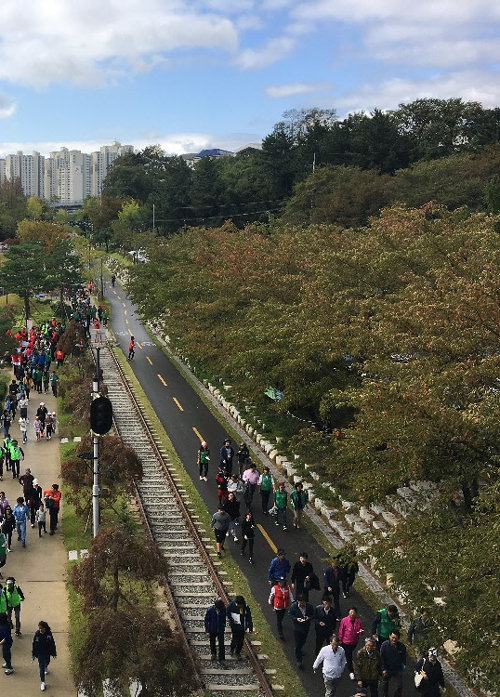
[204,599,227,666]
[268,549,291,585]
[226,595,253,659]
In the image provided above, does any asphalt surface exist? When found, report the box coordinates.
[105,278,417,697]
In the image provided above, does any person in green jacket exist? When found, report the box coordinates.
[258,466,274,514]
[354,636,382,697]
[3,577,25,636]
[290,481,308,530]
[274,482,288,531]
[371,605,400,649]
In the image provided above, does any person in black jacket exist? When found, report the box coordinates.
[288,594,315,669]
[380,630,406,697]
[291,552,315,601]
[222,492,240,542]
[314,595,337,654]
[240,511,255,563]
[32,620,57,691]
[227,595,253,659]
[415,648,445,697]
[323,559,342,620]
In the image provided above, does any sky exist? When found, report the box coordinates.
[0,0,499,158]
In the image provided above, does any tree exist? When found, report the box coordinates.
[17,219,69,249]
[0,178,27,239]
[0,242,50,320]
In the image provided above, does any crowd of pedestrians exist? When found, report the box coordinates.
[202,436,445,697]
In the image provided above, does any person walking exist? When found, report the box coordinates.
[1,506,15,552]
[258,466,274,514]
[12,496,29,547]
[289,594,315,669]
[380,630,406,697]
[43,484,61,534]
[274,481,288,531]
[407,608,437,658]
[354,637,382,697]
[242,462,259,510]
[338,606,365,680]
[34,416,42,441]
[323,559,342,620]
[414,648,445,697]
[268,549,291,585]
[0,611,14,674]
[240,511,255,563]
[227,595,253,659]
[338,553,359,598]
[128,336,135,359]
[49,371,59,398]
[236,442,249,476]
[210,505,231,557]
[315,596,338,654]
[372,605,401,649]
[269,577,293,640]
[197,441,210,481]
[18,416,28,444]
[291,552,316,602]
[0,529,6,578]
[215,467,229,506]
[204,599,227,666]
[32,620,57,691]
[313,636,347,696]
[36,504,47,536]
[222,491,240,542]
[219,438,234,476]
[9,439,24,479]
[29,478,43,528]
[3,576,25,636]
[290,481,308,529]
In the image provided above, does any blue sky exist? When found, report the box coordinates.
[1,0,499,157]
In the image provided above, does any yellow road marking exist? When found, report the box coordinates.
[124,309,127,316]
[117,295,121,300]
[125,319,129,325]
[112,290,117,295]
[192,426,204,442]
[158,374,167,386]
[146,356,153,366]
[128,328,132,336]
[136,341,142,349]
[173,397,184,412]
[122,302,126,307]
[257,524,277,554]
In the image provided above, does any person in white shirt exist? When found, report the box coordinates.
[313,635,347,697]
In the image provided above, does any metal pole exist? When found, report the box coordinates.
[100,258,104,300]
[92,347,100,537]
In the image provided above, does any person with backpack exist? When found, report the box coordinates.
[32,620,57,692]
[3,576,25,636]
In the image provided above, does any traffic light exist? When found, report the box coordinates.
[90,396,113,435]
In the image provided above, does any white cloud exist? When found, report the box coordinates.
[0,93,15,118]
[0,132,262,159]
[266,81,331,98]
[334,71,500,115]
[0,0,239,87]
[235,36,295,69]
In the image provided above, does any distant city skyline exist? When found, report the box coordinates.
[0,1,498,159]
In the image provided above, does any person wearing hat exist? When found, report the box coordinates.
[197,441,210,481]
[3,576,25,636]
[354,636,382,697]
[36,402,48,433]
[269,576,293,640]
[414,648,445,697]
[268,549,291,585]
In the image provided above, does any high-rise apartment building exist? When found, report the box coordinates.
[0,141,133,204]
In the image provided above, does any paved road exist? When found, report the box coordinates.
[105,279,416,697]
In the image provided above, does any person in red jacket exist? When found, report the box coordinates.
[42,484,61,535]
[55,349,64,368]
[338,606,365,680]
[268,576,294,640]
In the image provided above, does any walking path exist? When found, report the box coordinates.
[1,381,73,695]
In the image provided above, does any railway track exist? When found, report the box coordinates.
[97,344,275,697]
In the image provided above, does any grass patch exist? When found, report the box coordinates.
[114,346,309,697]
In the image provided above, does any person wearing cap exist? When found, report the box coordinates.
[289,594,315,668]
[268,549,291,585]
[236,442,249,476]
[313,635,347,694]
[274,481,288,530]
[354,636,382,697]
[219,438,234,476]
[197,441,210,481]
[269,576,293,640]
[258,466,274,514]
[211,505,231,557]
[414,648,445,697]
[3,576,25,636]
[380,629,406,697]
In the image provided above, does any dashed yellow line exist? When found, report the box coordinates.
[173,397,184,412]
[146,356,153,366]
[136,341,142,349]
[192,426,204,442]
[158,374,167,387]
[257,524,277,554]
[128,328,132,336]
[122,302,126,307]
[117,295,121,300]
[125,318,129,325]
[124,309,127,316]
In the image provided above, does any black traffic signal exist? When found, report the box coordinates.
[90,396,113,435]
